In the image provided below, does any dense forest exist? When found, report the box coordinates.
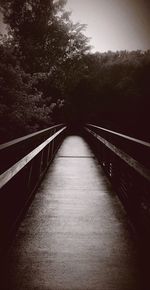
[0,0,150,143]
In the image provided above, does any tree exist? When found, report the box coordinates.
[0,36,53,142]
[0,0,90,73]
[0,0,90,142]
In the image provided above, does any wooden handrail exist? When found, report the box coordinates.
[0,124,64,150]
[0,126,66,189]
[85,127,150,182]
[87,124,150,148]
[84,124,150,237]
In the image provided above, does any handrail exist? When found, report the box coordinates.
[0,124,65,174]
[84,124,150,236]
[0,126,66,189]
[87,124,150,148]
[85,127,150,182]
[0,124,64,150]
[0,124,67,254]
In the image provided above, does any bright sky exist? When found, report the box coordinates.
[0,1,150,52]
[66,0,150,52]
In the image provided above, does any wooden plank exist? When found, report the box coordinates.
[0,127,66,189]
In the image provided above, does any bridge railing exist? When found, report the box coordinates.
[0,124,66,253]
[84,123,150,237]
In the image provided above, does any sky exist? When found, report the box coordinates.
[66,0,150,52]
[0,1,150,52]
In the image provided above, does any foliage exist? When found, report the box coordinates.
[0,1,149,142]
[0,0,90,73]
[64,50,150,139]
[0,0,90,142]
[0,38,53,142]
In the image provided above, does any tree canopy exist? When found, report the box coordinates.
[0,0,90,142]
[0,1,149,143]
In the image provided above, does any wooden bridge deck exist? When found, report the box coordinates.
[1,135,141,290]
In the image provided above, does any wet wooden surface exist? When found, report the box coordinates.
[0,135,142,289]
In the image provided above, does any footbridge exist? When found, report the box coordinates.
[0,124,150,290]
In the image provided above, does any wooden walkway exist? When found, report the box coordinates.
[1,135,142,289]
